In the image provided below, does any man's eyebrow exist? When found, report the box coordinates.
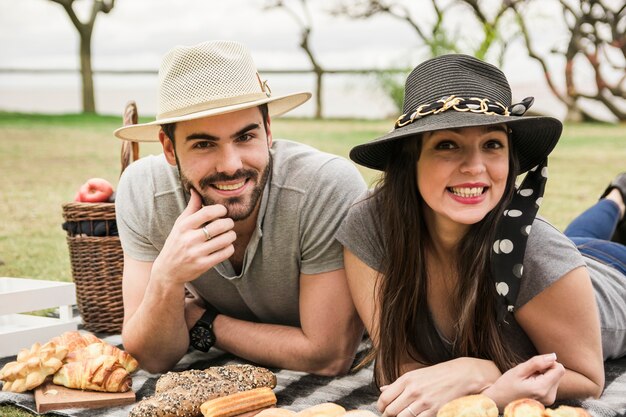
[185,123,261,142]
[186,133,219,141]
[231,123,260,139]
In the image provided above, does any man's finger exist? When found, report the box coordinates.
[189,204,229,230]
[181,187,203,216]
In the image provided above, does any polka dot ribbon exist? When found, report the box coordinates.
[492,159,548,323]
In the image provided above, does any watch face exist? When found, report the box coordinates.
[190,325,215,352]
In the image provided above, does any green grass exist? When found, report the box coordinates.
[0,112,624,417]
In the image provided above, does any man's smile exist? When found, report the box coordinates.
[212,179,248,191]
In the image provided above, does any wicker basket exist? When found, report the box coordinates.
[62,101,139,334]
[62,201,124,333]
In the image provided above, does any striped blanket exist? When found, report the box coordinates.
[1,333,625,417]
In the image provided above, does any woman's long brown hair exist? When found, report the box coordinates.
[369,133,521,387]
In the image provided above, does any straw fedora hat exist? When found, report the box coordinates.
[349,54,563,173]
[114,40,311,142]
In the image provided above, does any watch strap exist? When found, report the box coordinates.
[189,304,219,352]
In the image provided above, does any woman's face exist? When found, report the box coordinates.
[417,125,510,231]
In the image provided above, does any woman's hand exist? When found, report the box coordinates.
[377,358,501,417]
[482,353,565,410]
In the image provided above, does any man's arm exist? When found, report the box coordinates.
[121,256,188,372]
[210,268,364,376]
[121,189,236,373]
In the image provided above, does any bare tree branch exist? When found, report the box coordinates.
[265,0,324,118]
[47,0,116,113]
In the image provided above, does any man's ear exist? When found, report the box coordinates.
[159,129,177,166]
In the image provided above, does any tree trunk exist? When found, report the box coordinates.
[79,31,96,114]
[314,70,323,119]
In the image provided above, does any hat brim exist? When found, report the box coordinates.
[114,91,311,142]
[349,111,562,173]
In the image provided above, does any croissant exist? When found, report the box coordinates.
[65,342,139,373]
[52,354,132,392]
[50,331,101,352]
[0,341,68,392]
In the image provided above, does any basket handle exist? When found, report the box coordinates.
[120,101,140,176]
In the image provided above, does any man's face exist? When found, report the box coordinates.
[162,107,272,221]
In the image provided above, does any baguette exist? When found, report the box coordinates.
[201,387,277,417]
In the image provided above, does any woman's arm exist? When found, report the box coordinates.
[515,265,605,399]
[343,248,502,416]
[343,248,381,346]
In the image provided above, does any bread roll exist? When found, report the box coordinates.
[437,394,498,417]
[503,398,544,417]
[295,403,347,417]
[256,408,297,417]
[544,405,591,417]
[343,411,378,417]
[0,341,68,392]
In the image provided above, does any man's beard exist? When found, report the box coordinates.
[178,155,272,222]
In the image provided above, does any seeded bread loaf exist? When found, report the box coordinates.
[156,365,276,394]
[131,364,277,417]
[130,380,240,417]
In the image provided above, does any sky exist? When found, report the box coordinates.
[0,0,614,120]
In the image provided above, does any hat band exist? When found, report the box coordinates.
[394,95,535,129]
[157,92,271,120]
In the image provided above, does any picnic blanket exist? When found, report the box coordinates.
[1,333,626,417]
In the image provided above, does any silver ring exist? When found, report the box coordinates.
[407,405,417,417]
[201,225,212,241]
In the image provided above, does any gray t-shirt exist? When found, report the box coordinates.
[336,191,626,361]
[116,139,367,327]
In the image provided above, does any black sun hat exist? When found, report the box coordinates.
[350,54,563,173]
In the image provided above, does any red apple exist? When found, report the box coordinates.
[77,178,114,203]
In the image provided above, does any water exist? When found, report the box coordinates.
[0,72,403,119]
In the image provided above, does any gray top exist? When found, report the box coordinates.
[336,191,626,361]
[116,139,367,327]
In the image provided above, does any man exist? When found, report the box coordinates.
[113,40,366,375]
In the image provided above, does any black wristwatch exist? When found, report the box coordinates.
[189,305,219,352]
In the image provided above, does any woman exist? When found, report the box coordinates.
[336,54,626,416]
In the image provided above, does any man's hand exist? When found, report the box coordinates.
[152,188,236,286]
